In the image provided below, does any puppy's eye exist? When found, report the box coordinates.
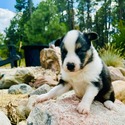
[61,48,67,56]
[76,48,86,54]
[63,48,67,54]
[76,48,81,53]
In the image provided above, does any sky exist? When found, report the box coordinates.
[0,0,41,34]
[0,0,41,12]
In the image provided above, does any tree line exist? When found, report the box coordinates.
[1,0,125,57]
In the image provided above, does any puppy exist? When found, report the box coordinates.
[35,30,115,115]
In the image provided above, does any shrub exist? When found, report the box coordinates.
[99,44,124,67]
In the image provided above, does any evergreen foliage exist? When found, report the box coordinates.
[24,0,67,44]
[99,44,124,67]
[1,0,125,58]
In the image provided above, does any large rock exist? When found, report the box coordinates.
[40,46,61,74]
[0,67,59,89]
[27,95,38,111]
[8,83,33,94]
[0,68,34,89]
[0,111,11,125]
[108,66,125,81]
[112,80,125,103]
[27,94,125,125]
[118,67,125,76]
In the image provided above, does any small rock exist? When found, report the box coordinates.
[8,83,33,94]
[0,111,11,125]
[30,84,51,96]
[17,120,27,125]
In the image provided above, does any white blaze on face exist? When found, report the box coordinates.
[62,30,82,72]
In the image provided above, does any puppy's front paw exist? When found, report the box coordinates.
[33,94,49,106]
[77,102,90,115]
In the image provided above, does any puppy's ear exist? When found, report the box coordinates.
[54,36,64,46]
[84,32,98,41]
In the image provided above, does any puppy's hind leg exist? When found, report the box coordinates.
[104,100,116,110]
[34,82,72,104]
[103,90,115,110]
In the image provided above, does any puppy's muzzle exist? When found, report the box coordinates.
[67,62,75,72]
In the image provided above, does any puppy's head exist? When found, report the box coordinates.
[55,30,98,72]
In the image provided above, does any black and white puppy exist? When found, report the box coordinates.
[35,30,115,115]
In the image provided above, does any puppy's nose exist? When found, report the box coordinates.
[67,62,75,71]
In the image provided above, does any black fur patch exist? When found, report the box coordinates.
[92,80,102,89]
[75,33,91,52]
[110,91,115,102]
[60,42,67,64]
[75,33,92,67]
[94,61,115,103]
[58,79,67,86]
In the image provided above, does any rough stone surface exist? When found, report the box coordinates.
[29,75,58,88]
[30,84,51,96]
[17,120,27,125]
[1,66,125,125]
[0,111,11,125]
[0,68,34,89]
[40,46,61,74]
[0,67,58,89]
[113,80,125,103]
[8,83,33,94]
[108,66,125,81]
[27,95,38,112]
[118,67,125,76]
[6,100,30,124]
[27,93,125,125]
